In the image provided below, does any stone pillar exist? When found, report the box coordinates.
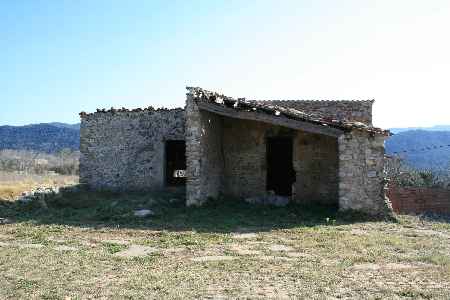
[185,92,225,206]
[338,130,392,216]
[185,93,203,206]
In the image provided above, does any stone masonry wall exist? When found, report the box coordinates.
[222,118,269,199]
[80,108,185,191]
[185,95,224,205]
[338,130,391,215]
[258,100,373,125]
[294,132,338,206]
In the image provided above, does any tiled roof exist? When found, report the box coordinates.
[187,87,389,136]
[256,99,374,103]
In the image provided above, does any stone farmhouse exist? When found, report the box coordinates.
[79,87,392,215]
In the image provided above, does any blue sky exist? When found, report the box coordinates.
[1,0,449,128]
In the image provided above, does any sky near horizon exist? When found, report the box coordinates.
[1,0,449,128]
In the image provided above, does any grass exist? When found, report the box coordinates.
[1,185,450,299]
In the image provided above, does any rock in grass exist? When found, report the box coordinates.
[0,218,11,225]
[134,209,155,217]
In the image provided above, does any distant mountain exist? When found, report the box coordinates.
[386,130,450,170]
[390,125,450,134]
[46,122,80,130]
[0,123,80,153]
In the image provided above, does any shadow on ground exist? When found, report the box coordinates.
[0,185,391,233]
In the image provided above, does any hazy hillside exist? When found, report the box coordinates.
[0,123,79,153]
[390,125,450,134]
[386,130,450,170]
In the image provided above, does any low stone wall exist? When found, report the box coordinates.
[388,186,450,215]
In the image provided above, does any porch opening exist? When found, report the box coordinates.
[165,140,186,186]
[266,137,295,196]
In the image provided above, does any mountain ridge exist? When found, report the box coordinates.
[0,123,80,153]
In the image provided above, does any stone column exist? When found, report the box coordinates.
[338,130,392,216]
[185,93,203,206]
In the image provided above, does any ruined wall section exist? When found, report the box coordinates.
[79,108,185,191]
[257,100,374,125]
[338,131,391,215]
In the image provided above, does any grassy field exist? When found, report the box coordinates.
[1,187,450,299]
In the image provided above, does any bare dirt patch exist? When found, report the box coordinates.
[113,245,158,258]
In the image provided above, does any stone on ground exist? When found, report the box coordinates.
[134,209,155,217]
[18,243,44,249]
[268,244,294,252]
[0,218,11,225]
[256,255,294,261]
[114,245,157,258]
[231,232,258,239]
[191,256,237,262]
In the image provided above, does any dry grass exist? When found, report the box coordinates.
[0,188,450,299]
[0,171,78,200]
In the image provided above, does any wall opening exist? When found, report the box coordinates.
[165,140,186,186]
[266,137,295,196]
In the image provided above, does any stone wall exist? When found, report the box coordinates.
[185,94,224,205]
[294,132,338,205]
[257,100,373,125]
[388,186,450,215]
[79,108,185,191]
[338,130,391,215]
[222,119,271,199]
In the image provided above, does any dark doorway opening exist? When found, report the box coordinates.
[165,140,186,186]
[266,137,295,196]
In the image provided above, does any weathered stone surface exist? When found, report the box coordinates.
[0,218,11,225]
[80,108,185,191]
[133,209,154,217]
[190,256,237,262]
[338,131,391,215]
[268,244,295,252]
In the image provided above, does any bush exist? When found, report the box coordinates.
[0,149,79,176]
[386,155,450,188]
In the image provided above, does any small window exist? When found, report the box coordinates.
[165,140,186,186]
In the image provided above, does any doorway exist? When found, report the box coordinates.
[165,140,186,186]
[266,137,295,196]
